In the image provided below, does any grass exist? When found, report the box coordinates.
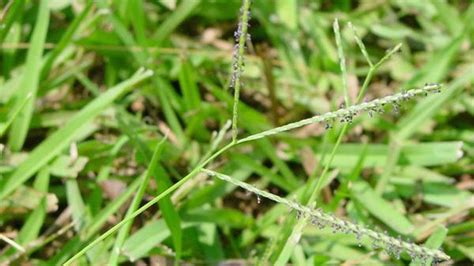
[1,0,473,265]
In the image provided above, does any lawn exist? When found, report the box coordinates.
[0,0,473,265]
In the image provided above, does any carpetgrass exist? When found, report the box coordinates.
[0,0,473,265]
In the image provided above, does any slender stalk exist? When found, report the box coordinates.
[307,125,347,203]
[348,22,373,68]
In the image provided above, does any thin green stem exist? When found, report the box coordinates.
[348,22,373,67]
[374,43,402,70]
[307,125,348,203]
[356,68,374,103]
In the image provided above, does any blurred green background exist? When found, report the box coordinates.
[0,0,473,265]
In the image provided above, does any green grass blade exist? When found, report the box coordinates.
[0,0,25,43]
[97,2,147,65]
[351,181,414,235]
[153,77,186,143]
[17,167,50,243]
[8,0,50,150]
[275,0,298,30]
[66,179,89,232]
[40,1,94,79]
[274,214,308,266]
[333,19,350,106]
[431,0,463,36]
[121,220,195,261]
[316,142,464,168]
[348,22,373,67]
[0,69,153,201]
[153,0,202,43]
[129,0,147,45]
[0,93,32,137]
[1,19,22,78]
[178,58,201,111]
[121,220,169,261]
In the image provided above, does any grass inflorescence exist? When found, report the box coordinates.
[1,0,471,265]
[62,75,449,265]
[11,0,452,263]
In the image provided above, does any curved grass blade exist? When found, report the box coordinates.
[0,93,32,137]
[40,1,94,80]
[8,0,50,150]
[0,68,153,201]
[0,0,25,43]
